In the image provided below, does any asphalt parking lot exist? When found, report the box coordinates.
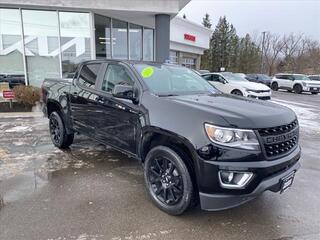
[0,91,319,240]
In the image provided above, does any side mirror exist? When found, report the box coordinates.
[222,79,227,84]
[112,84,137,102]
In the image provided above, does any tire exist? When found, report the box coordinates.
[293,84,302,94]
[271,82,278,91]
[311,92,318,95]
[144,146,195,215]
[231,90,243,96]
[49,111,74,149]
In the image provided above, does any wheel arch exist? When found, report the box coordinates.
[231,89,243,95]
[47,99,73,134]
[139,127,199,187]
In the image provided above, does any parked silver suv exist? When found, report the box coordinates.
[271,74,320,94]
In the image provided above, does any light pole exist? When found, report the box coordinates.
[260,31,266,74]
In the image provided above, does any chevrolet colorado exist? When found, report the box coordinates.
[42,60,301,215]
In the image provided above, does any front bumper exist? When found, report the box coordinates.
[304,86,320,92]
[244,91,271,100]
[198,146,301,211]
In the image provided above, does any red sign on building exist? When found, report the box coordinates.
[3,90,14,100]
[184,33,196,42]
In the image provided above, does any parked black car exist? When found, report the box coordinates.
[246,74,272,87]
[42,60,301,215]
[0,74,25,89]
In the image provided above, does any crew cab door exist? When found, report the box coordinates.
[94,62,141,155]
[69,62,103,137]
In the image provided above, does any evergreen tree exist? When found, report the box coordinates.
[238,34,260,73]
[209,16,237,71]
[202,13,212,29]
[201,15,261,73]
[200,13,212,70]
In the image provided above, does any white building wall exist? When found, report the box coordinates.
[170,17,212,55]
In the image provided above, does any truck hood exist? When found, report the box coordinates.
[230,81,270,90]
[167,93,296,129]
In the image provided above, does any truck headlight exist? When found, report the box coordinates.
[204,124,260,151]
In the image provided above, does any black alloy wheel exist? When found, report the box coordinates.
[148,156,183,205]
[49,115,62,145]
[144,146,195,215]
[49,112,74,149]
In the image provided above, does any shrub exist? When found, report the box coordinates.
[13,85,41,106]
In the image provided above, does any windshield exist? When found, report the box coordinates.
[294,75,310,80]
[220,72,248,82]
[134,64,218,95]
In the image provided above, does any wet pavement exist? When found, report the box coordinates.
[0,92,320,240]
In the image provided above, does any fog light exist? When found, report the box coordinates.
[218,171,253,189]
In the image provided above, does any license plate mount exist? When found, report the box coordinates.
[280,171,295,194]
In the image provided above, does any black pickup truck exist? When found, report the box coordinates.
[42,60,301,215]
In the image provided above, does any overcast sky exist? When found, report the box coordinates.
[179,0,320,40]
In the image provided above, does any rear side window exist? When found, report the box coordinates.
[78,63,101,89]
[101,64,134,93]
[202,75,212,81]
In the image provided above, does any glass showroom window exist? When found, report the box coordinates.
[22,10,60,87]
[129,23,142,60]
[59,12,91,78]
[143,28,154,61]
[170,51,178,64]
[94,14,111,59]
[112,19,128,59]
[0,8,25,87]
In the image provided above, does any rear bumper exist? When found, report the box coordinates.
[198,146,301,211]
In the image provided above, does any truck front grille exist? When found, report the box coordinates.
[258,120,299,158]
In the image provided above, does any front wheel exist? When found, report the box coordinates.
[49,111,74,149]
[144,146,195,215]
[311,92,318,95]
[293,84,302,94]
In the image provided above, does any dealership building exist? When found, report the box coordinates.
[0,0,212,87]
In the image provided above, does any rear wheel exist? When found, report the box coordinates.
[49,111,74,149]
[271,82,278,91]
[311,92,318,95]
[144,146,195,215]
[231,90,243,96]
[293,84,302,94]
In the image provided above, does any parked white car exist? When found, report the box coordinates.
[271,74,320,94]
[201,72,272,100]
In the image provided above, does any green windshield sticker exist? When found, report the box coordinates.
[141,67,154,78]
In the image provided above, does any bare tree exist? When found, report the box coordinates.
[262,32,286,75]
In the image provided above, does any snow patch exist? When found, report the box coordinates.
[5,126,32,133]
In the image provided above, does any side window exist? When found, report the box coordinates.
[101,64,134,93]
[211,74,220,82]
[218,76,225,82]
[278,75,289,80]
[202,75,212,81]
[78,63,101,89]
